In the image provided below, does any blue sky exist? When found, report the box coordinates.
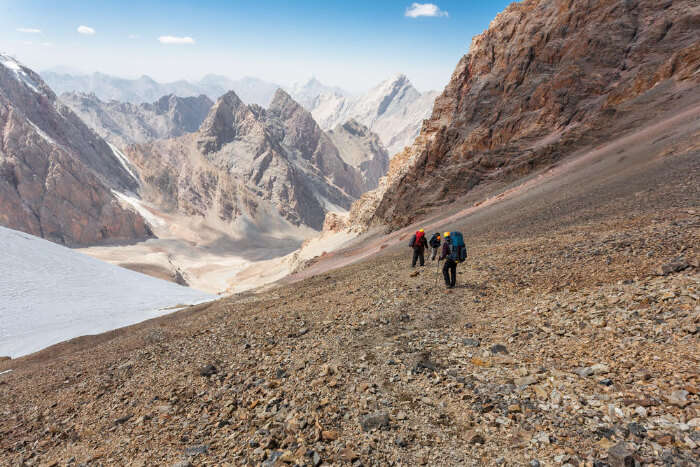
[1,1,512,93]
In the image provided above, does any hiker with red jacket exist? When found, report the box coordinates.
[409,229,428,267]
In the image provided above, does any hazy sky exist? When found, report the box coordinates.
[1,0,512,93]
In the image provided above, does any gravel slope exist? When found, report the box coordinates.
[0,130,698,466]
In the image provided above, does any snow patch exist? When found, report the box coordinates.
[108,143,139,183]
[112,191,166,228]
[0,369,12,376]
[26,119,59,147]
[0,226,213,358]
[0,53,41,93]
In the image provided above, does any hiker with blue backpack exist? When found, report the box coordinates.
[439,231,467,289]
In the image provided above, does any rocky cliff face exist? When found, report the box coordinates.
[347,0,700,231]
[60,92,213,147]
[126,89,376,232]
[327,120,389,191]
[0,54,150,246]
[290,75,438,156]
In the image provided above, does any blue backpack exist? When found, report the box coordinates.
[448,231,467,263]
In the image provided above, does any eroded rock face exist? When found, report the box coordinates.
[0,54,150,246]
[327,120,390,192]
[347,0,700,231]
[127,89,374,231]
[60,92,213,147]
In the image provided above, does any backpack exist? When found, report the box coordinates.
[408,234,416,247]
[414,231,425,247]
[429,233,440,248]
[448,231,467,262]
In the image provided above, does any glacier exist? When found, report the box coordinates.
[0,226,213,358]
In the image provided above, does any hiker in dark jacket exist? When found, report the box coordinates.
[409,229,428,267]
[429,232,441,261]
[440,231,457,288]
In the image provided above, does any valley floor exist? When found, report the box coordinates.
[0,108,698,465]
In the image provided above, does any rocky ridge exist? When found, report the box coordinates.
[60,92,213,148]
[125,89,380,232]
[345,0,700,232]
[0,54,150,246]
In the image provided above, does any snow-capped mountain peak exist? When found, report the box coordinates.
[0,53,45,95]
[288,73,437,156]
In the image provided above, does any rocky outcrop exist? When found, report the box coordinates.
[347,0,700,231]
[60,92,213,147]
[327,120,389,191]
[0,54,150,246]
[126,89,374,232]
[290,75,438,155]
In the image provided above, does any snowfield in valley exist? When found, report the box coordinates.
[0,226,213,358]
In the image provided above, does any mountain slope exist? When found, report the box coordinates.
[0,54,150,246]
[291,75,438,155]
[0,225,211,358]
[347,0,700,231]
[327,120,390,191]
[60,92,213,147]
[124,89,367,233]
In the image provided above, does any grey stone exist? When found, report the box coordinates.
[462,338,480,347]
[199,364,217,377]
[360,411,390,431]
[607,442,637,467]
[184,445,209,456]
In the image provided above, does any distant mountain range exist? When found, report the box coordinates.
[42,70,437,156]
[41,71,280,107]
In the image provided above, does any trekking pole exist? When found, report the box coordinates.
[435,259,441,287]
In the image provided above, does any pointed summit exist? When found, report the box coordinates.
[197,90,248,153]
[268,88,306,120]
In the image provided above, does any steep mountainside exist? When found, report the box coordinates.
[347,0,700,231]
[60,92,213,147]
[291,75,438,155]
[125,89,368,232]
[327,120,389,191]
[0,54,150,246]
[42,71,280,106]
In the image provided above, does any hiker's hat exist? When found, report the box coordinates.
[444,231,450,237]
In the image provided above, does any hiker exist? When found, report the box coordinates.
[429,232,441,261]
[439,231,467,289]
[409,228,428,267]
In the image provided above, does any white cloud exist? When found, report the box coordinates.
[158,35,195,45]
[405,3,448,18]
[17,28,41,34]
[77,25,96,35]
